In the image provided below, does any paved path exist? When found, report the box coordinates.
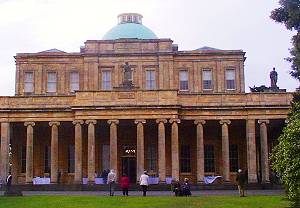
[0,189,285,196]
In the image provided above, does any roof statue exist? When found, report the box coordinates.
[270,67,278,88]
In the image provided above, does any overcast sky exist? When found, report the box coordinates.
[0,0,298,95]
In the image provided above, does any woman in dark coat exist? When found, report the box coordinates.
[181,178,191,196]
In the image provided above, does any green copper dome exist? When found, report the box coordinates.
[102,13,158,40]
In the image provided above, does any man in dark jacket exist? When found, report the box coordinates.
[236,169,246,197]
[6,172,12,192]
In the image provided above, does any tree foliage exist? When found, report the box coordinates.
[270,0,300,83]
[270,1,300,207]
[270,95,300,207]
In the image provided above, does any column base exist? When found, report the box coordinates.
[197,181,205,184]
[159,181,166,184]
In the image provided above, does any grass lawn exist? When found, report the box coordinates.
[0,195,289,208]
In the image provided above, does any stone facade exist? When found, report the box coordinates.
[0,14,293,185]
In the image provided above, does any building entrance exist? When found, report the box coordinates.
[121,156,136,183]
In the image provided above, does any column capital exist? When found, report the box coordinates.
[134,119,146,124]
[72,120,84,125]
[107,119,119,125]
[156,119,167,124]
[219,120,231,125]
[49,121,60,127]
[85,120,97,125]
[24,122,35,127]
[194,120,206,125]
[169,118,181,124]
[258,119,269,125]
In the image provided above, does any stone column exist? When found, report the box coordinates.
[246,119,257,183]
[258,119,270,183]
[49,121,60,183]
[220,120,231,182]
[73,120,84,184]
[194,120,206,183]
[156,119,167,183]
[169,119,180,181]
[24,122,35,183]
[86,120,97,184]
[0,122,10,182]
[135,119,146,182]
[107,120,119,176]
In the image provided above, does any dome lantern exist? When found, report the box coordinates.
[118,13,143,24]
[102,13,158,40]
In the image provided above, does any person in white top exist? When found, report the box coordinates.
[139,171,149,196]
[107,169,116,196]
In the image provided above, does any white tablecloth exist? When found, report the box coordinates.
[204,176,222,184]
[166,177,173,184]
[82,177,104,184]
[148,177,159,184]
[33,177,50,185]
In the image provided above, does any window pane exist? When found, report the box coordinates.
[179,71,189,90]
[102,71,111,90]
[147,144,157,172]
[70,71,79,92]
[102,145,110,171]
[68,145,75,173]
[47,72,57,92]
[24,72,34,93]
[146,70,155,90]
[226,69,235,89]
[203,70,212,90]
[180,145,191,172]
[44,146,51,173]
[230,144,239,172]
[21,146,26,173]
[204,145,215,172]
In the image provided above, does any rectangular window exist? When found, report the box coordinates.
[226,69,235,90]
[146,70,156,90]
[180,145,191,173]
[230,144,239,172]
[20,146,26,173]
[102,71,111,90]
[202,69,212,90]
[24,72,34,93]
[179,70,189,91]
[70,71,79,92]
[102,144,110,171]
[47,72,57,93]
[204,145,215,172]
[44,145,51,173]
[68,145,75,173]
[146,144,157,172]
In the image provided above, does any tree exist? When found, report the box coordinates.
[270,96,300,207]
[270,0,300,83]
[270,1,300,207]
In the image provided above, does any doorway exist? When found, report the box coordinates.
[121,156,136,183]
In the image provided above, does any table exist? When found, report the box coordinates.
[32,177,50,185]
[166,177,173,184]
[148,177,159,184]
[82,177,104,184]
[204,176,222,184]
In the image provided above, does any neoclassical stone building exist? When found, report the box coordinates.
[0,13,292,185]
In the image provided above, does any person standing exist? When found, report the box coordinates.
[181,178,191,196]
[6,172,12,192]
[236,169,246,197]
[120,174,130,196]
[107,169,116,196]
[139,171,149,196]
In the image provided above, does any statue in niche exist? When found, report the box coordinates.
[270,67,278,88]
[123,62,133,84]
